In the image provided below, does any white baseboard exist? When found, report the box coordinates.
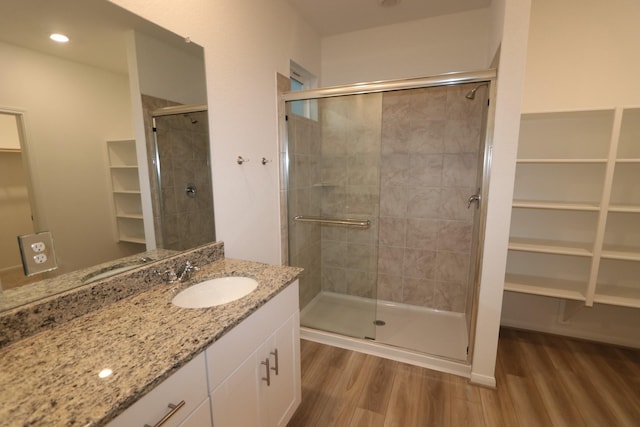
[500,319,640,349]
[300,327,472,379]
[469,372,496,388]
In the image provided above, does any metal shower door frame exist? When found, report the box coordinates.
[280,69,497,361]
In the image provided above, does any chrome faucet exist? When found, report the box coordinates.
[162,261,199,284]
[177,261,199,282]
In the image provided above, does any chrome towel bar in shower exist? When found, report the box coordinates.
[293,215,371,229]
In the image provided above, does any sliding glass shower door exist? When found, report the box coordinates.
[286,93,383,340]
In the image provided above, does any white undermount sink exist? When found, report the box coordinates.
[171,277,258,308]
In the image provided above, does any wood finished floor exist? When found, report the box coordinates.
[287,328,640,427]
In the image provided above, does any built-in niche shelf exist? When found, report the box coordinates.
[107,140,145,245]
[506,107,640,310]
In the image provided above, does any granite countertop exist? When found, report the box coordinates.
[0,257,302,426]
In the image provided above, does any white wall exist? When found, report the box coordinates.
[112,0,321,265]
[502,0,640,348]
[134,31,207,105]
[522,0,640,112]
[321,9,492,86]
[0,41,136,274]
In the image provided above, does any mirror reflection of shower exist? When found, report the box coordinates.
[149,103,215,251]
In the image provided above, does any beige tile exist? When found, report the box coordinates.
[402,277,436,306]
[444,119,482,154]
[379,217,406,247]
[381,122,411,154]
[406,187,440,219]
[346,185,380,216]
[403,249,437,279]
[348,154,380,186]
[350,126,382,155]
[346,243,377,271]
[380,185,408,218]
[407,120,446,154]
[436,252,470,284]
[438,187,475,221]
[380,153,409,185]
[407,154,443,186]
[438,221,473,253]
[434,281,467,312]
[378,245,404,276]
[322,267,347,293]
[346,270,377,298]
[377,274,403,302]
[347,219,379,245]
[322,240,348,269]
[442,153,478,187]
[322,225,347,242]
[405,219,440,250]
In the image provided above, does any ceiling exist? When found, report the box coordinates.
[0,0,200,75]
[0,0,492,74]
[285,0,493,36]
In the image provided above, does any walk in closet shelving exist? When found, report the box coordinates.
[505,107,640,309]
[107,139,146,245]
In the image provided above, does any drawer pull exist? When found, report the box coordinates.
[270,349,279,376]
[262,358,271,386]
[144,400,186,427]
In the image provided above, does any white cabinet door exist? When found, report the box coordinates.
[207,281,300,427]
[259,312,301,427]
[210,350,261,427]
[179,398,212,427]
[108,353,209,427]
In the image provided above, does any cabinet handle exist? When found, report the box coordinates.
[261,358,271,386]
[270,349,279,376]
[143,400,185,427]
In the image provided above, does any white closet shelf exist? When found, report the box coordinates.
[508,107,640,310]
[600,246,640,261]
[504,274,587,301]
[516,158,608,164]
[508,238,593,257]
[118,236,146,245]
[594,285,640,309]
[512,200,600,211]
[116,213,144,220]
[113,190,141,195]
[608,204,640,213]
[110,165,139,170]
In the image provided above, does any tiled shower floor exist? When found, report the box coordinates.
[300,291,469,361]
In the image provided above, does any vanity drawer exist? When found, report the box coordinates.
[108,352,209,427]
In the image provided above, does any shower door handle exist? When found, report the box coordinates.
[467,191,481,209]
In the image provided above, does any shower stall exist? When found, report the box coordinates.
[148,103,216,251]
[281,70,495,375]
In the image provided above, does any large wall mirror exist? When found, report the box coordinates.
[0,0,215,311]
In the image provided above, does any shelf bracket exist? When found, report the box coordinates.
[560,299,586,323]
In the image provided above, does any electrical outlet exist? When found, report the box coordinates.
[17,231,58,275]
[31,242,46,253]
[33,254,48,264]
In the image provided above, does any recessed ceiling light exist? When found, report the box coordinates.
[378,0,401,6]
[50,33,70,43]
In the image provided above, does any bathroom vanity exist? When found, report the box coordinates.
[0,242,302,426]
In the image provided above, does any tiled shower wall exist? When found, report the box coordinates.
[286,111,323,309]
[141,95,215,251]
[318,95,382,300]
[284,82,485,315]
[377,84,484,312]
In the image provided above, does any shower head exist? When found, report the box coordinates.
[465,82,490,100]
[184,114,198,124]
